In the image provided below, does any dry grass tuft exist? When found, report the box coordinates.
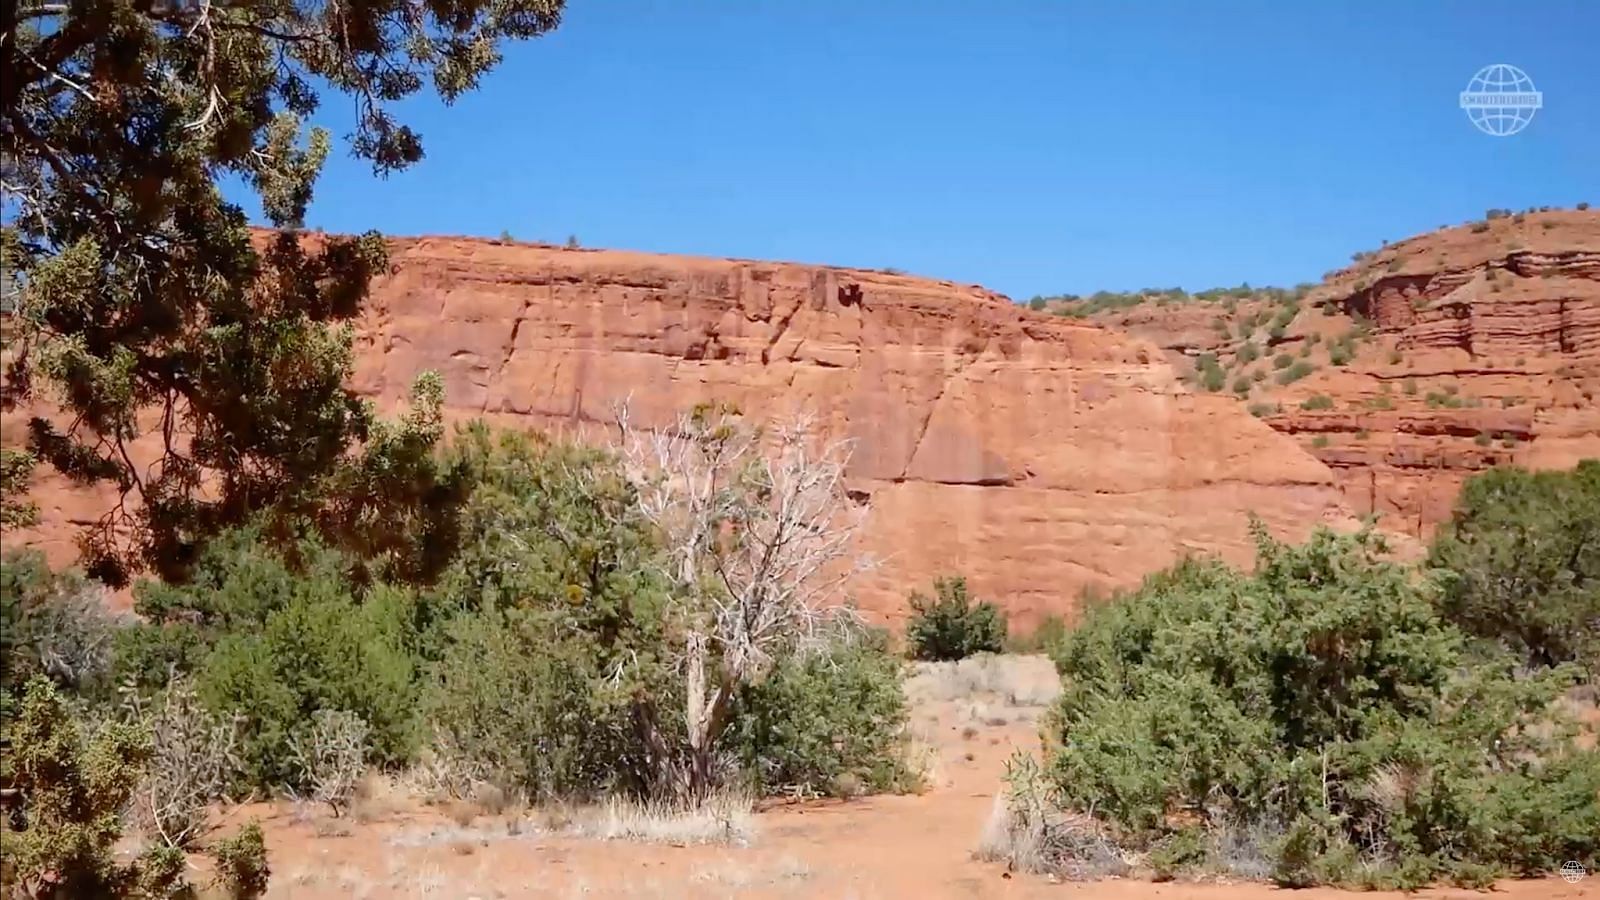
[906,653,1060,709]
[563,793,756,847]
[975,785,1128,880]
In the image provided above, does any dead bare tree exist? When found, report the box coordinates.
[613,403,871,800]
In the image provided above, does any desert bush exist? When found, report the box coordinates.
[1038,524,1599,885]
[210,821,271,899]
[977,755,1127,879]
[1,550,119,702]
[131,677,244,849]
[1272,353,1293,370]
[1236,341,1259,364]
[0,677,151,897]
[730,626,915,797]
[1430,462,1600,675]
[1275,361,1314,385]
[288,709,371,815]
[195,575,419,788]
[906,576,1007,661]
[1299,394,1333,411]
[423,604,649,801]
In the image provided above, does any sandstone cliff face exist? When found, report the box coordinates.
[1069,210,1600,535]
[3,237,1358,626]
[346,237,1354,625]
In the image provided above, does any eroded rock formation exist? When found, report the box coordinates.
[4,236,1360,625]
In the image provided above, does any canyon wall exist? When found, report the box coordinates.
[1066,210,1600,536]
[4,236,1358,626]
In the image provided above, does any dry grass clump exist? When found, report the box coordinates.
[976,790,1127,880]
[563,792,757,847]
[905,653,1060,709]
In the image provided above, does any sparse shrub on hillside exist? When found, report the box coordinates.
[1273,353,1293,370]
[1311,435,1330,449]
[1030,525,1600,887]
[1299,394,1334,411]
[1028,296,1048,311]
[1248,403,1281,418]
[1198,363,1226,393]
[906,576,1008,661]
[1237,341,1259,364]
[1470,221,1491,233]
[1579,202,1591,211]
[1430,462,1600,677]
[1475,431,1493,447]
[1365,394,1394,411]
[1403,378,1418,395]
[1275,361,1315,385]
[1232,377,1251,396]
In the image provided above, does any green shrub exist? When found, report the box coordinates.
[905,576,1007,661]
[196,577,421,788]
[1237,341,1259,364]
[1275,361,1314,385]
[1,551,118,704]
[211,821,270,900]
[1231,376,1251,396]
[731,627,914,797]
[1311,434,1330,449]
[1273,353,1293,370]
[1299,394,1334,411]
[423,604,650,800]
[0,678,151,897]
[1041,525,1600,885]
[1430,462,1600,675]
[1248,403,1280,418]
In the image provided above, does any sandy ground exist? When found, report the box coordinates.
[174,656,1595,899]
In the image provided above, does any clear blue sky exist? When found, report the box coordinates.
[279,0,1600,301]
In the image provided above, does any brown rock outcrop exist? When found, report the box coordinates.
[3,237,1360,626]
[1066,210,1600,535]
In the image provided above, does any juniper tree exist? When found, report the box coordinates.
[1,0,564,583]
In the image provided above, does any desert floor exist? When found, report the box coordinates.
[179,655,1594,899]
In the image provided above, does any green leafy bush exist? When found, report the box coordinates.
[731,627,915,797]
[1275,361,1314,385]
[423,605,650,800]
[211,821,271,899]
[1430,462,1599,675]
[197,577,420,787]
[905,577,1007,661]
[1299,394,1334,411]
[1042,525,1599,885]
[0,678,151,897]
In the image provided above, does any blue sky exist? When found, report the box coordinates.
[281,0,1599,301]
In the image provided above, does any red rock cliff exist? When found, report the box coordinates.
[4,236,1359,626]
[347,237,1356,625]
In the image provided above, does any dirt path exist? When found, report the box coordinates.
[235,656,1596,899]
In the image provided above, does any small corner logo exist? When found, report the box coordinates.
[1561,860,1588,883]
[1460,64,1542,136]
